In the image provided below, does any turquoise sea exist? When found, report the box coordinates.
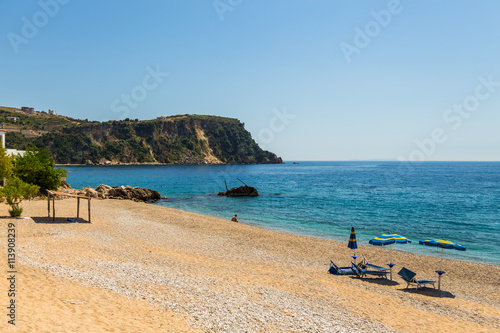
[62,162,500,265]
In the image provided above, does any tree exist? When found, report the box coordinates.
[0,177,39,217]
[0,147,13,180]
[12,147,67,194]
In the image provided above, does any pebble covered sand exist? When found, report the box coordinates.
[0,198,499,332]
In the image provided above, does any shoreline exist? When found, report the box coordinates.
[152,201,498,267]
[55,161,285,166]
[26,197,500,267]
[1,199,499,332]
[58,162,499,268]
[39,187,500,266]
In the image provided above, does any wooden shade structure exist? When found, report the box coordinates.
[46,190,91,222]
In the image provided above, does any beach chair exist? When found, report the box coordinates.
[397,267,436,289]
[361,255,389,272]
[329,260,355,275]
[352,262,388,279]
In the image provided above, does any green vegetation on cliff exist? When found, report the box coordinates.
[4,112,282,165]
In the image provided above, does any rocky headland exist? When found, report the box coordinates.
[4,110,283,165]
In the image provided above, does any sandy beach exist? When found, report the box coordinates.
[0,198,499,332]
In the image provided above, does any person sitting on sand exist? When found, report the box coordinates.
[231,214,238,222]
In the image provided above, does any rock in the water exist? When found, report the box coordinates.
[78,184,163,202]
[218,185,259,197]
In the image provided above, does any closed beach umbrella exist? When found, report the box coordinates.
[369,233,411,280]
[347,226,358,264]
[418,238,466,290]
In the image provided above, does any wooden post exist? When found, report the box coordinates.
[52,196,55,221]
[77,197,80,219]
[47,194,51,218]
[88,198,91,222]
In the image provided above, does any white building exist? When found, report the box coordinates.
[48,109,57,115]
[0,130,26,156]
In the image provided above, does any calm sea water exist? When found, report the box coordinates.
[62,162,500,265]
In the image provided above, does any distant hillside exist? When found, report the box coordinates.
[3,110,282,165]
[0,106,85,131]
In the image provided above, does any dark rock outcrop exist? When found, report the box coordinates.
[218,185,259,197]
[78,184,162,202]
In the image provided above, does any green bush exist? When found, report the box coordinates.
[0,177,40,217]
[12,147,67,194]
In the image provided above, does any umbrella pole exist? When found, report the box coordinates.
[389,244,393,280]
[440,248,443,271]
[438,248,444,290]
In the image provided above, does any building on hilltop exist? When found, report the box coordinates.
[48,109,57,115]
[21,106,35,114]
[6,116,19,122]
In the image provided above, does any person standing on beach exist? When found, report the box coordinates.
[231,214,238,222]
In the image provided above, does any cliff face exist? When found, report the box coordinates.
[31,115,283,165]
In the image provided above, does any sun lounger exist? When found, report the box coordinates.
[329,260,355,275]
[352,262,388,279]
[361,255,389,272]
[397,267,436,289]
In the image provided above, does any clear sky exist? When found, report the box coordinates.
[1,1,499,161]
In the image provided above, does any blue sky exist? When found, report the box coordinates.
[1,0,499,161]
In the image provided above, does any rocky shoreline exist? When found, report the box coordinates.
[56,158,284,166]
[62,184,163,202]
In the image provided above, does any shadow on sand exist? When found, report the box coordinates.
[400,287,455,298]
[349,276,400,286]
[31,216,91,224]
[350,276,456,298]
